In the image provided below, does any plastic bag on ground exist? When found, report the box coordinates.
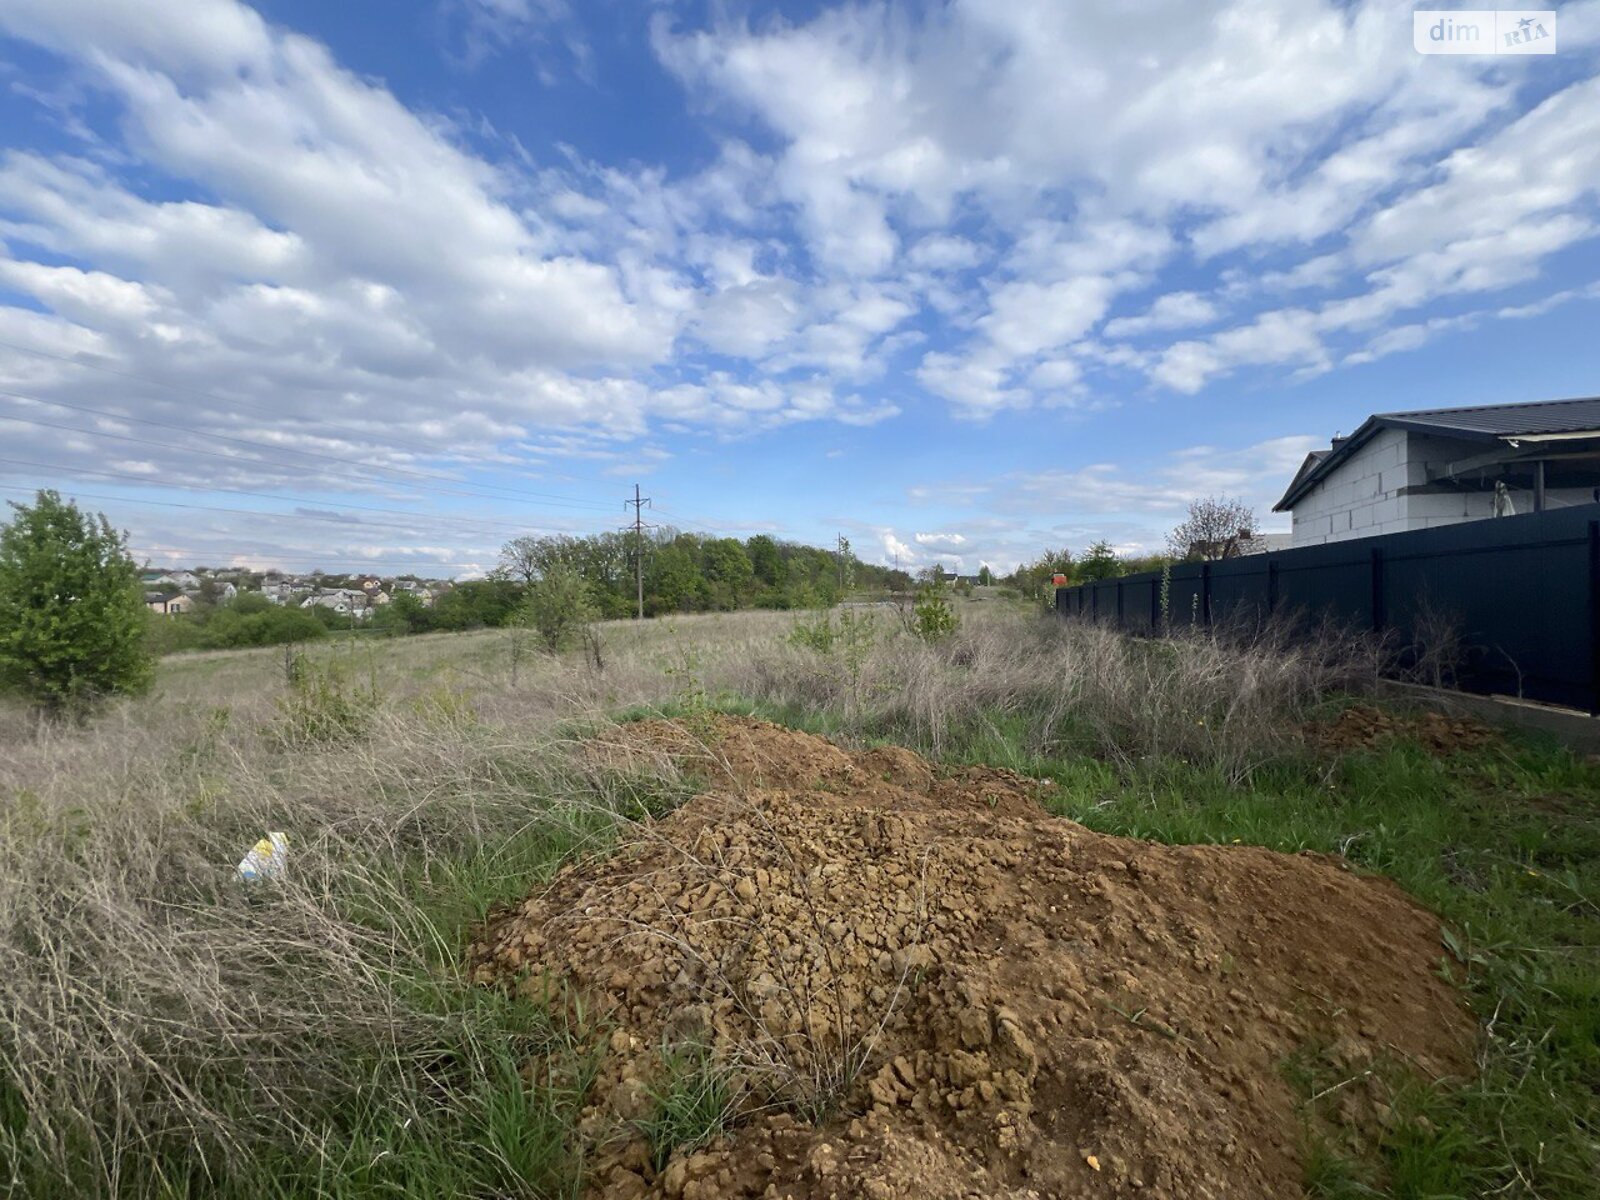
[237,832,290,882]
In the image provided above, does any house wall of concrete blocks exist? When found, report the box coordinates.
[1291,428,1411,546]
[1292,428,1598,547]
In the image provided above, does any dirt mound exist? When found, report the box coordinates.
[472,717,1474,1200]
[1308,704,1500,755]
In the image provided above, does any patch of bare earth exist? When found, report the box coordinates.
[1306,704,1500,755]
[470,716,1473,1199]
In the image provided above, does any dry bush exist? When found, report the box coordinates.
[1404,595,1466,690]
[731,607,1386,780]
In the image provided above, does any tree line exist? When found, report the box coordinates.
[498,529,911,618]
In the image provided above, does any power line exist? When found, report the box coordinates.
[625,483,652,620]
[650,506,732,537]
[0,337,618,510]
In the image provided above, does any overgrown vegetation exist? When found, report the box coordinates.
[499,529,912,619]
[0,489,152,718]
[1,606,1594,1197]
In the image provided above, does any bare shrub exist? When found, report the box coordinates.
[719,607,1386,780]
[1405,595,1466,690]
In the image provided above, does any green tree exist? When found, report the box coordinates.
[1077,540,1122,581]
[977,565,994,587]
[911,585,958,643]
[371,591,429,635]
[747,534,786,588]
[647,540,704,614]
[702,538,754,610]
[199,596,326,649]
[522,563,597,651]
[1009,546,1074,604]
[0,490,153,716]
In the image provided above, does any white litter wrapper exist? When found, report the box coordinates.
[236,832,290,882]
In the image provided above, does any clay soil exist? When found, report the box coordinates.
[470,716,1475,1200]
[1307,704,1500,755]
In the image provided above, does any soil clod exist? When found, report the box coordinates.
[471,715,1474,1199]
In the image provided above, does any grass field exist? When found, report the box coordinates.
[1,606,1595,1198]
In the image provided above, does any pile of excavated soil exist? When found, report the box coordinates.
[471,716,1474,1200]
[1307,704,1500,755]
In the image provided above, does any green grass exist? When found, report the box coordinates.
[320,710,1600,1199]
[636,1043,740,1172]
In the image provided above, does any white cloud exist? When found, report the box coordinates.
[1,0,1597,573]
[694,279,802,357]
[907,234,983,271]
[882,530,918,565]
[1103,291,1219,339]
[660,1,1600,407]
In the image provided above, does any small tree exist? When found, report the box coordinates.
[911,585,958,643]
[977,565,994,587]
[1166,495,1256,561]
[1076,540,1122,581]
[521,563,597,653]
[0,490,153,717]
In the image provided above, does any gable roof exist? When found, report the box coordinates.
[1273,396,1600,511]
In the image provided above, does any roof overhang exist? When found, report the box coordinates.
[1272,415,1387,511]
[1273,418,1600,512]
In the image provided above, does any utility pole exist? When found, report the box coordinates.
[626,483,652,620]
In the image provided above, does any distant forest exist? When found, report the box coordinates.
[496,529,912,619]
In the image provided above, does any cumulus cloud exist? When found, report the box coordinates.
[2,0,1597,568]
[658,0,1599,406]
[0,0,922,525]
[1103,292,1219,339]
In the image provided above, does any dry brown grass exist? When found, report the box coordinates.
[724,606,1386,780]
[0,604,1382,1196]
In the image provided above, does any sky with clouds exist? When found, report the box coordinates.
[0,0,1598,578]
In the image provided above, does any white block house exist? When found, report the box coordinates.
[1275,398,1600,547]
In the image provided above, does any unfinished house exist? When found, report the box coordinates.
[1274,397,1600,547]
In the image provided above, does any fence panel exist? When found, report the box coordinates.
[1055,503,1600,712]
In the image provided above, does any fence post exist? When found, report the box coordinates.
[1201,562,1212,626]
[1370,546,1385,632]
[1590,521,1600,715]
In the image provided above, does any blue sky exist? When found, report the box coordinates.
[0,0,1598,577]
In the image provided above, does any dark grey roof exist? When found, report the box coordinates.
[1374,396,1600,438]
[1273,396,1600,511]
